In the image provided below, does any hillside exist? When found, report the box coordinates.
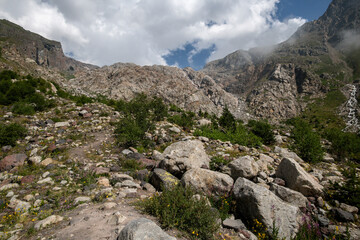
[202,0,360,122]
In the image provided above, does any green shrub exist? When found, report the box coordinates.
[248,120,275,145]
[194,123,261,147]
[168,111,195,130]
[289,119,324,163]
[138,185,220,239]
[12,102,35,115]
[114,94,168,148]
[218,106,236,131]
[325,128,360,162]
[329,163,360,209]
[0,122,27,146]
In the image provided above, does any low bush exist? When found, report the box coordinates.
[168,111,195,130]
[325,128,360,162]
[194,123,261,147]
[248,120,275,145]
[138,185,220,239]
[218,106,236,131]
[289,118,324,163]
[329,163,360,209]
[114,94,168,148]
[0,122,27,146]
[0,70,55,114]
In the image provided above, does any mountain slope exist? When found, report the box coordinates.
[0,19,96,73]
[202,0,360,121]
[0,20,247,119]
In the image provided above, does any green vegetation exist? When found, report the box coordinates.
[288,118,324,163]
[0,122,27,146]
[209,156,231,171]
[194,109,265,147]
[302,90,347,131]
[329,163,360,209]
[138,185,220,240]
[218,106,236,131]
[0,70,55,114]
[114,93,168,148]
[248,120,275,145]
[325,128,360,162]
[168,111,195,130]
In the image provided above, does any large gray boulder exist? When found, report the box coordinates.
[159,140,210,177]
[269,183,308,209]
[181,168,234,196]
[233,177,301,239]
[150,168,180,191]
[228,156,259,179]
[117,218,176,240]
[276,158,324,197]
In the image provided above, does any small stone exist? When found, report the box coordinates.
[101,202,117,210]
[121,149,133,155]
[97,177,110,187]
[317,214,330,227]
[333,208,354,222]
[42,171,50,178]
[34,215,63,230]
[21,175,35,185]
[60,180,68,185]
[23,194,35,202]
[37,177,54,185]
[120,180,141,189]
[55,122,70,128]
[6,191,14,197]
[142,183,156,193]
[169,126,181,133]
[222,218,246,231]
[0,183,19,191]
[74,196,91,205]
[0,154,27,171]
[340,203,358,214]
[41,158,54,166]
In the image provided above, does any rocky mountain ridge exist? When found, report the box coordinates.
[202,0,360,121]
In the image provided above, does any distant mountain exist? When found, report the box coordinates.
[0,20,245,118]
[0,19,96,73]
[202,0,360,120]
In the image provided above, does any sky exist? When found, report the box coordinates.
[0,0,332,70]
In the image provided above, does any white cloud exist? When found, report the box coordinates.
[0,0,306,67]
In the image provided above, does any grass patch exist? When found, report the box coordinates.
[138,185,220,240]
[0,122,27,147]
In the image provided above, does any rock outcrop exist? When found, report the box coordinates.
[159,140,210,177]
[181,168,234,196]
[276,158,324,197]
[233,177,301,239]
[117,218,176,240]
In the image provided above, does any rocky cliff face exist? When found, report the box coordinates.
[202,0,360,121]
[0,20,95,73]
[68,63,248,118]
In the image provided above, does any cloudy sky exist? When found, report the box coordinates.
[0,0,331,69]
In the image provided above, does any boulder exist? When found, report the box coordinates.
[150,168,180,190]
[269,183,308,208]
[159,140,210,177]
[228,156,259,179]
[34,215,64,230]
[181,168,234,196]
[117,218,176,240]
[233,177,301,239]
[276,158,324,197]
[0,154,27,171]
[222,218,246,231]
